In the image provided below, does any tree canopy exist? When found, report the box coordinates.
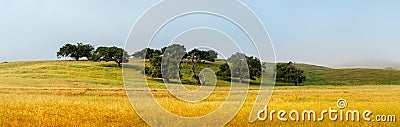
[140,46,218,84]
[145,56,163,78]
[91,46,129,67]
[57,43,94,61]
[276,62,306,86]
[186,48,218,84]
[135,47,306,86]
[132,48,161,59]
[161,44,186,82]
[217,52,261,83]
[186,49,218,62]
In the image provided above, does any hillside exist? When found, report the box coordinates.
[1,60,400,87]
[0,60,124,89]
[296,63,400,85]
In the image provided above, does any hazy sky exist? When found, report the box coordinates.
[0,0,399,68]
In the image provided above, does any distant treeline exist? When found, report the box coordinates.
[56,43,129,67]
[57,43,306,85]
[132,44,306,85]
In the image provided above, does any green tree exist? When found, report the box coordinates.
[216,63,231,79]
[186,49,201,84]
[214,53,248,83]
[205,50,218,62]
[186,49,218,84]
[229,53,248,83]
[57,43,94,61]
[132,48,161,59]
[161,44,186,83]
[186,49,218,63]
[91,46,129,67]
[246,56,262,80]
[217,53,261,83]
[145,56,162,78]
[276,62,306,86]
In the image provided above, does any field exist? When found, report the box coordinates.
[0,60,399,126]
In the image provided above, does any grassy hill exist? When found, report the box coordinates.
[177,59,400,86]
[1,60,400,87]
[296,63,400,85]
[0,60,124,89]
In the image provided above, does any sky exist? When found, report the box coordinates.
[0,0,399,68]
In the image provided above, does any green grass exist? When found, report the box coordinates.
[142,59,400,86]
[296,64,400,85]
[2,60,400,88]
[0,60,123,88]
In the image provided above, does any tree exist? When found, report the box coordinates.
[229,53,248,83]
[91,46,129,67]
[139,46,217,84]
[216,63,231,79]
[276,62,306,86]
[161,44,186,83]
[205,50,218,62]
[57,43,94,61]
[187,49,201,84]
[186,49,218,84]
[186,49,218,63]
[246,56,262,80]
[145,56,162,78]
[217,53,261,83]
[132,48,161,59]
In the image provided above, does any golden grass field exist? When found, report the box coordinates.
[0,60,399,126]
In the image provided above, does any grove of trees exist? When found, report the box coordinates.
[216,52,261,83]
[160,44,186,83]
[91,46,129,67]
[276,62,306,86]
[132,48,162,59]
[57,43,307,85]
[57,43,129,67]
[134,44,306,86]
[57,43,94,61]
[136,44,218,84]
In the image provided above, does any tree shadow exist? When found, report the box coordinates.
[120,64,145,70]
[275,82,304,86]
[146,78,196,85]
[100,63,119,68]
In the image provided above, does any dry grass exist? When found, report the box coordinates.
[0,85,398,126]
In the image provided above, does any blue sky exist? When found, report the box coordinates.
[0,0,399,68]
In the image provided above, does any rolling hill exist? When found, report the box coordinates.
[296,63,400,85]
[1,60,400,87]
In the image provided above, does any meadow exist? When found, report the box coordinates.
[0,60,399,126]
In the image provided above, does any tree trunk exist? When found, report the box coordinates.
[295,82,298,86]
[193,75,200,84]
[239,77,243,83]
[74,57,79,61]
[190,54,200,84]
[117,62,121,67]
